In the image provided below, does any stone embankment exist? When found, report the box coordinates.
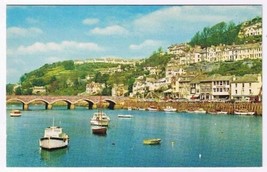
[122,101,262,116]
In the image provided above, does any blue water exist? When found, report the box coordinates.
[6,104,262,167]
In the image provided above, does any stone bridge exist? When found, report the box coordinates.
[6,95,128,110]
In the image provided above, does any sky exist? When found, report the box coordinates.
[6,5,262,83]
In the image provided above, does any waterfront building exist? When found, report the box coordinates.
[210,75,233,100]
[230,74,262,101]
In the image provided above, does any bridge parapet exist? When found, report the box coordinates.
[6,95,127,110]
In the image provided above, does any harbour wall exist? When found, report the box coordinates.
[120,101,262,116]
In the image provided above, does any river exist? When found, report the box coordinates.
[6,104,262,167]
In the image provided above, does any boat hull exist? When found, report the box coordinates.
[39,137,69,150]
[10,113,21,117]
[234,111,255,115]
[92,126,107,135]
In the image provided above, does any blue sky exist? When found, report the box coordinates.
[6,5,262,83]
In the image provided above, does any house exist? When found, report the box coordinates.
[112,84,128,97]
[32,86,46,95]
[210,75,233,100]
[230,74,262,101]
[85,82,105,95]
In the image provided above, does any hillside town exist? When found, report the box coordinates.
[77,18,262,103]
[14,17,262,103]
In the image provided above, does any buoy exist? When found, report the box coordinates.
[171,141,175,147]
[199,153,202,159]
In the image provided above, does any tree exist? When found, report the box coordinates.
[6,84,14,95]
[63,60,75,70]
[15,87,22,95]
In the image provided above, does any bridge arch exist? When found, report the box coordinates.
[6,98,27,110]
[50,99,74,110]
[73,99,95,109]
[26,98,51,110]
[104,99,116,110]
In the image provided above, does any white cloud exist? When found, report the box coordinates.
[10,41,103,55]
[129,40,163,50]
[7,27,43,38]
[133,6,261,33]
[90,25,129,35]
[82,18,99,25]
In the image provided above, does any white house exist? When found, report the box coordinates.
[230,74,262,101]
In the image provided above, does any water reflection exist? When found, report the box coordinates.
[39,148,68,166]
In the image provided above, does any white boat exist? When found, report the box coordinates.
[194,108,206,114]
[234,110,255,115]
[147,106,158,111]
[216,111,228,115]
[163,106,176,112]
[39,125,69,150]
[127,107,132,111]
[138,108,146,111]
[90,111,110,126]
[118,114,133,118]
[10,110,21,117]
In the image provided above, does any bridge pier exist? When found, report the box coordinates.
[23,103,29,110]
[67,103,75,110]
[46,103,53,110]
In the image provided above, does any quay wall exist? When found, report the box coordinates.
[121,101,262,116]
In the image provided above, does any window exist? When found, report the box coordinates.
[235,90,237,94]
[242,83,245,88]
[220,88,222,92]
[249,83,251,87]
[249,89,252,94]
[235,83,237,87]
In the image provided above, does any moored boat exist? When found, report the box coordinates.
[39,125,69,150]
[147,106,158,111]
[10,110,21,117]
[163,106,176,112]
[216,111,228,115]
[234,109,255,115]
[143,138,161,145]
[90,111,110,126]
[118,114,133,118]
[194,108,206,114]
[92,126,107,135]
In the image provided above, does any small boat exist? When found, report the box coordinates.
[234,110,255,115]
[147,106,158,111]
[143,138,161,145]
[216,111,228,115]
[127,107,132,111]
[90,111,110,126]
[163,106,176,112]
[92,126,107,135]
[39,124,69,150]
[118,114,133,118]
[10,110,21,117]
[194,108,206,114]
[138,107,146,111]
